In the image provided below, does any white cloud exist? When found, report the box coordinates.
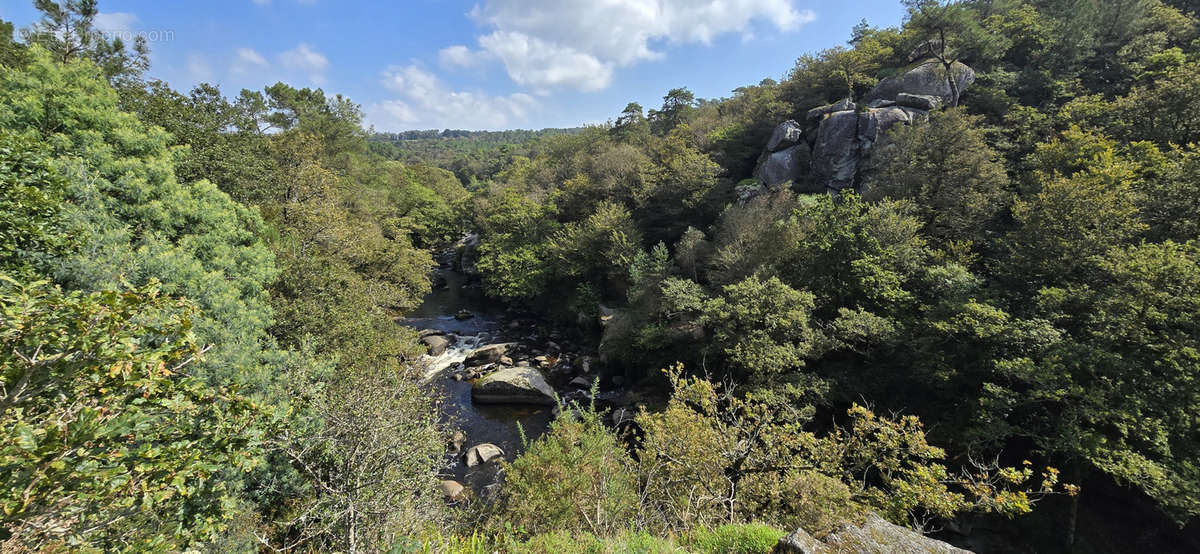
[367,64,537,130]
[453,0,815,92]
[279,43,329,84]
[232,47,270,74]
[93,12,138,35]
[439,45,481,68]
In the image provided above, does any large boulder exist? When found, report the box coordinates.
[440,480,466,501]
[897,92,942,111]
[807,98,856,123]
[775,513,972,554]
[811,106,923,191]
[766,120,804,152]
[464,343,516,367]
[455,233,481,276]
[863,59,976,106]
[757,144,811,189]
[421,334,453,356]
[472,366,557,405]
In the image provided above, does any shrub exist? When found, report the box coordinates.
[686,523,785,554]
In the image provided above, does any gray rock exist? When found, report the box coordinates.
[418,329,446,339]
[776,513,973,554]
[811,107,920,191]
[863,59,976,106]
[737,182,769,205]
[464,343,516,367]
[471,366,557,405]
[463,443,504,467]
[569,376,591,388]
[867,98,897,108]
[455,309,474,321]
[421,335,452,356]
[767,120,804,152]
[897,92,942,111]
[757,143,811,189]
[611,407,636,427]
[447,430,467,454]
[807,98,857,122]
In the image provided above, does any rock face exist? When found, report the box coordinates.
[775,513,972,554]
[472,366,557,405]
[863,59,976,106]
[463,443,504,467]
[810,106,923,191]
[757,144,812,189]
[766,120,804,152]
[464,343,516,367]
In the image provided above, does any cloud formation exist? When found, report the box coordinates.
[367,65,537,131]
[443,0,815,92]
[279,43,329,84]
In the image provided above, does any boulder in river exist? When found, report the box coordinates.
[472,366,557,405]
[447,430,467,454]
[440,479,466,501]
[421,334,453,356]
[463,443,505,467]
[464,343,516,366]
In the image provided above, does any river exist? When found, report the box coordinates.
[401,262,555,495]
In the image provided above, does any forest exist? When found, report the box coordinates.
[2,0,1200,552]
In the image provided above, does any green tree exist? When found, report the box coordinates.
[0,278,265,550]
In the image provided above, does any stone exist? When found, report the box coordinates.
[766,120,804,152]
[737,182,769,205]
[471,367,558,405]
[863,59,976,106]
[420,334,452,356]
[811,106,919,191]
[807,98,857,122]
[897,92,943,111]
[611,407,636,427]
[418,329,446,339]
[499,356,514,366]
[447,430,467,454]
[463,443,504,467]
[756,143,811,189]
[464,343,516,367]
[431,270,448,290]
[440,480,466,501]
[569,376,591,388]
[455,309,474,321]
[867,98,897,108]
[775,512,973,554]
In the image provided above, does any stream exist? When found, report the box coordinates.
[400,259,555,495]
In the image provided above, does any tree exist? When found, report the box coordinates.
[902,0,1006,106]
[22,0,149,85]
[0,278,265,550]
[699,275,820,379]
[866,108,1008,249]
[649,87,696,135]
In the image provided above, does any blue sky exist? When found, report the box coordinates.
[0,0,908,131]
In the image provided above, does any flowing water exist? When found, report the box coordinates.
[402,265,555,492]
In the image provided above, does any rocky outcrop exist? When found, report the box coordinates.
[775,513,972,554]
[757,144,812,190]
[471,366,557,405]
[766,120,804,152]
[810,105,924,191]
[863,59,975,106]
[756,58,976,194]
[454,233,481,276]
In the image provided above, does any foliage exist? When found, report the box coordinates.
[0,278,265,551]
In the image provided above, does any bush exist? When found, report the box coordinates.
[686,524,785,554]
[496,408,639,537]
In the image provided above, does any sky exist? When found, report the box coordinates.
[0,0,909,132]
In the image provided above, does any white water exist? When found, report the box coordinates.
[419,332,491,381]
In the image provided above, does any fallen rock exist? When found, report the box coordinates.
[440,480,466,501]
[472,367,557,405]
[775,512,972,554]
[766,120,804,152]
[464,343,516,366]
[421,335,452,356]
[463,443,505,467]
